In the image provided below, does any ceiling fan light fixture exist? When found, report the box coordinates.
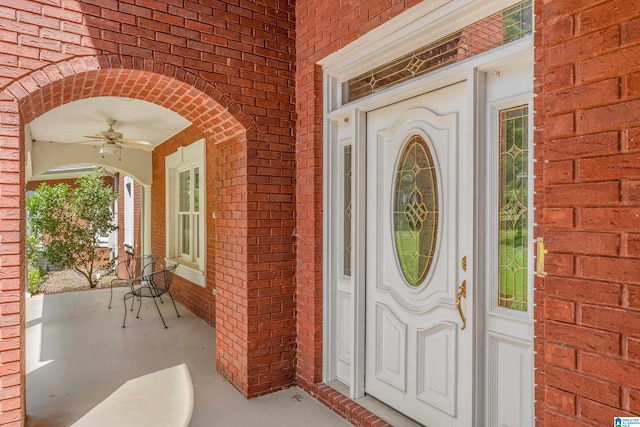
[99,144,119,155]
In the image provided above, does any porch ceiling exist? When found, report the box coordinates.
[26,96,191,182]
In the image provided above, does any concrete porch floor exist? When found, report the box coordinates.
[26,288,350,427]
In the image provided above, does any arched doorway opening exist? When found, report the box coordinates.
[5,55,249,423]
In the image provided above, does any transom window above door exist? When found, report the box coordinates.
[341,0,532,104]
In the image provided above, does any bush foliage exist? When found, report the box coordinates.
[26,170,118,288]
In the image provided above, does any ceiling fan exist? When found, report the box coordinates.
[81,119,154,152]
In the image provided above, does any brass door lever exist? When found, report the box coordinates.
[456,280,467,330]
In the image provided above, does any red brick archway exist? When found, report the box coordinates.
[0,54,259,424]
[13,55,251,139]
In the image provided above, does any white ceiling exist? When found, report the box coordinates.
[26,96,192,183]
[27,96,191,148]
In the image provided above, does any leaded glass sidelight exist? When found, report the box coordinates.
[343,145,352,276]
[394,135,439,287]
[498,105,529,311]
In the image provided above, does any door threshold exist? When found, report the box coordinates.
[326,381,423,427]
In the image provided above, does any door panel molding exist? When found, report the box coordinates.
[417,321,458,416]
[374,303,407,391]
[487,332,533,426]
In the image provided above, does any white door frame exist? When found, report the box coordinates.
[320,1,534,423]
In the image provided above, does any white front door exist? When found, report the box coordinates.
[365,82,473,426]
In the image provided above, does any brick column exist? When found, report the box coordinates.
[0,109,25,425]
[535,1,640,424]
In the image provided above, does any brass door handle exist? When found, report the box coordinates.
[536,237,548,277]
[456,280,467,330]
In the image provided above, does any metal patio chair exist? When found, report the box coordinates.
[122,263,180,329]
[108,254,159,309]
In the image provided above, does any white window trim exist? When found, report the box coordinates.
[166,139,206,287]
[123,175,135,252]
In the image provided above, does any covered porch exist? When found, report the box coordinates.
[25,288,348,427]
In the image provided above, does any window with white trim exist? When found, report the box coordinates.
[166,139,205,286]
[123,175,134,252]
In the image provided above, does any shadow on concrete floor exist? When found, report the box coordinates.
[26,288,349,427]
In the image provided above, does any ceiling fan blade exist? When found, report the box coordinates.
[41,139,101,145]
[34,139,80,145]
[118,139,154,152]
[82,135,106,140]
[72,140,104,144]
[118,138,153,147]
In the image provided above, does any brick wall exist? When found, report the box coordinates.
[0,0,295,423]
[213,131,250,392]
[0,121,25,426]
[151,124,217,326]
[535,1,640,424]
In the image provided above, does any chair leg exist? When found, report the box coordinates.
[167,292,181,317]
[136,296,143,319]
[151,296,168,328]
[122,293,133,328]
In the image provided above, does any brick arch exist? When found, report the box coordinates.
[0,54,258,423]
[3,54,253,140]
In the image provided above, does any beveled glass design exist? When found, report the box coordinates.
[343,145,352,276]
[394,135,438,287]
[342,0,532,104]
[498,105,529,311]
[343,31,462,104]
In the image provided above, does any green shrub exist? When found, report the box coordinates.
[28,266,45,295]
[26,169,118,288]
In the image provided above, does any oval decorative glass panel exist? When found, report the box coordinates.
[393,135,439,287]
